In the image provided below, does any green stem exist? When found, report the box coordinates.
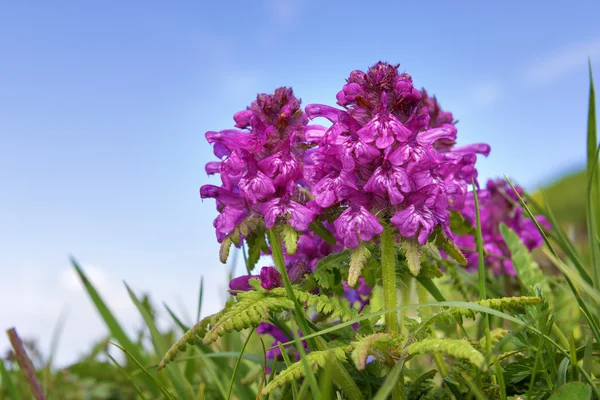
[267,228,315,350]
[381,225,398,333]
[400,275,412,335]
[472,181,495,384]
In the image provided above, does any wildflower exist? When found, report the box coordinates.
[343,277,372,312]
[256,323,308,371]
[455,179,549,275]
[201,87,314,247]
[306,62,489,248]
[228,266,282,294]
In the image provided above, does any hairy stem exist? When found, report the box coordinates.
[381,225,398,333]
[400,275,412,335]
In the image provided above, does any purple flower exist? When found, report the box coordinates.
[305,62,489,250]
[343,277,372,312]
[228,266,283,295]
[455,179,549,276]
[363,162,411,205]
[357,92,412,148]
[256,323,308,369]
[334,206,383,248]
[201,87,313,246]
[260,196,316,231]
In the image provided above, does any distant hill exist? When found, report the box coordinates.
[529,168,593,259]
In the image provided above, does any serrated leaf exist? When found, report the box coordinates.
[246,230,268,272]
[434,230,467,266]
[220,236,232,264]
[401,240,422,276]
[406,338,486,370]
[500,224,551,298]
[408,369,437,400]
[348,244,371,287]
[313,250,349,291]
[282,224,298,255]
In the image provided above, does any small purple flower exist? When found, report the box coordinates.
[456,179,549,276]
[363,162,411,205]
[228,266,282,295]
[334,206,384,248]
[343,277,372,312]
[260,197,316,231]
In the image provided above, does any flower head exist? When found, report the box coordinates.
[201,88,314,245]
[306,62,489,247]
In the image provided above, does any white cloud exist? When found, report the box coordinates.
[521,36,600,87]
[0,265,139,367]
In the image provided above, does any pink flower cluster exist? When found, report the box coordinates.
[304,62,489,247]
[455,179,549,275]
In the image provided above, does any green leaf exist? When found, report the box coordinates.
[408,369,437,400]
[449,210,475,235]
[548,382,591,400]
[586,62,600,266]
[220,236,232,264]
[500,223,551,298]
[348,243,371,287]
[309,220,336,245]
[70,258,160,396]
[125,283,192,400]
[0,358,21,400]
[227,329,255,400]
[164,302,191,332]
[282,224,299,255]
[108,341,177,400]
[312,250,349,292]
[246,229,269,272]
[434,229,467,266]
[401,240,422,276]
[407,338,486,370]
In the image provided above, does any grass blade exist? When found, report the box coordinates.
[0,358,21,400]
[124,283,192,399]
[504,177,600,346]
[108,341,176,400]
[586,143,600,288]
[106,352,148,399]
[586,61,600,261]
[226,329,255,400]
[277,342,299,400]
[196,277,204,323]
[164,302,191,332]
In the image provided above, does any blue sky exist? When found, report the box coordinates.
[1,1,599,365]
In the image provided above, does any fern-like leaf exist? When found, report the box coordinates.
[350,333,396,370]
[261,348,347,395]
[203,291,295,344]
[406,338,486,370]
[480,328,508,350]
[270,288,358,322]
[475,296,541,310]
[157,306,228,370]
[500,223,552,299]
